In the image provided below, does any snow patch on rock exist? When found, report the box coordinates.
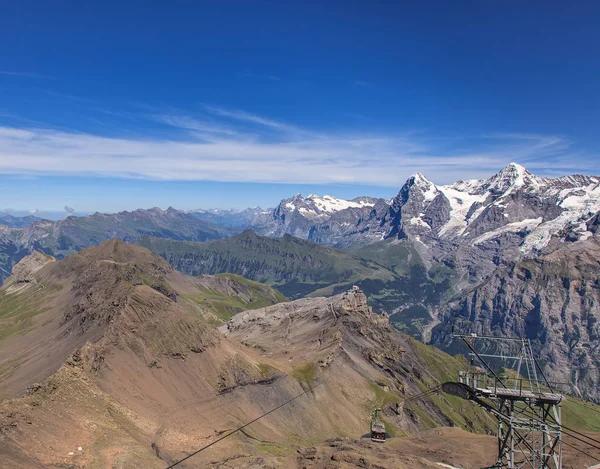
[472,218,543,246]
[437,187,487,237]
[521,183,600,253]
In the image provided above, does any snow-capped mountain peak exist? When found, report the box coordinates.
[251,192,391,245]
[483,162,543,194]
[411,172,430,184]
[410,173,438,202]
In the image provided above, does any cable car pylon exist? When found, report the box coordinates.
[442,331,564,469]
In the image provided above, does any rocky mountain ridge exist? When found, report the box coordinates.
[134,230,396,299]
[0,214,44,228]
[388,163,599,254]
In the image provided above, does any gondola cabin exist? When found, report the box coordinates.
[370,408,386,443]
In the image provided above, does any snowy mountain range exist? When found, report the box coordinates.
[2,163,600,399]
[251,163,600,281]
[399,162,600,254]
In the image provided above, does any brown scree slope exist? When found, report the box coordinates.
[0,240,597,468]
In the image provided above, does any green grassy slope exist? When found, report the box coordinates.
[0,282,61,340]
[135,230,394,299]
[351,240,457,336]
[182,273,287,322]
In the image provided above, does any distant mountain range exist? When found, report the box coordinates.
[0,213,43,228]
[3,163,600,297]
[0,207,232,280]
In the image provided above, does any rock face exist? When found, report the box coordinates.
[10,251,54,284]
[222,289,396,364]
[431,238,600,401]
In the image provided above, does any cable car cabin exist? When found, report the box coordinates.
[370,408,386,443]
[371,421,386,443]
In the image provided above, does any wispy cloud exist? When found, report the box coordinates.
[353,80,374,87]
[0,71,47,78]
[0,105,590,186]
[203,106,306,135]
[155,115,241,137]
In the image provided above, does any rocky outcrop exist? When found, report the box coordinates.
[222,289,407,399]
[10,251,54,284]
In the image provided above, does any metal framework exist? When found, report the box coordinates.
[445,333,563,469]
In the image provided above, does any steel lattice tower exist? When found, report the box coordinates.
[443,334,563,469]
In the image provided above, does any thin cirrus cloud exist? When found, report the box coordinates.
[0,106,591,186]
[203,105,307,135]
[156,115,241,137]
[0,70,47,78]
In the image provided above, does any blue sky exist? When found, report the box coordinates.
[0,1,599,213]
